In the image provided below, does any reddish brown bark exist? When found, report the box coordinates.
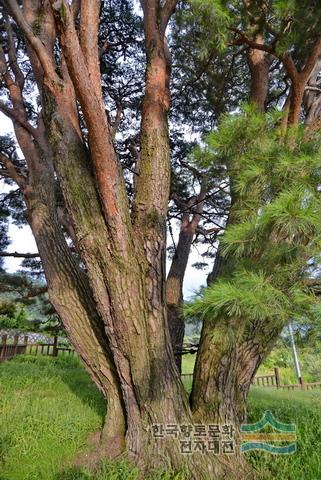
[247,35,272,111]
[0,1,236,477]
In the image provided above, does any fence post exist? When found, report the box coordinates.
[23,335,28,355]
[13,334,19,355]
[274,367,280,388]
[52,336,58,357]
[0,334,7,359]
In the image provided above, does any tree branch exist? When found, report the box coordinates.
[4,11,24,90]
[305,85,321,93]
[0,251,39,258]
[0,100,38,137]
[79,0,102,102]
[3,0,59,82]
[0,153,26,188]
[301,38,321,79]
[229,28,274,54]
[112,103,123,139]
[160,0,178,34]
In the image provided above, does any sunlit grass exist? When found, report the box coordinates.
[0,355,320,479]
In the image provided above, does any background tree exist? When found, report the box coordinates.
[187,107,321,423]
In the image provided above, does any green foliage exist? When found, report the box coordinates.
[0,303,29,330]
[185,270,290,324]
[185,108,321,328]
[261,339,321,383]
[188,0,231,55]
[0,272,61,333]
[0,300,16,316]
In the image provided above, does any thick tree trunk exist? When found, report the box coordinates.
[21,143,126,454]
[2,1,255,477]
[28,195,127,454]
[0,0,126,455]
[34,4,228,476]
[191,318,280,426]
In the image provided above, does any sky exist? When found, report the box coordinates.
[0,113,208,298]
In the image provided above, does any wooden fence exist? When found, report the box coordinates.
[0,334,75,362]
[182,367,321,391]
[254,368,281,387]
[1,336,320,391]
[253,367,321,390]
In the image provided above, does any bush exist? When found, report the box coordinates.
[0,305,29,330]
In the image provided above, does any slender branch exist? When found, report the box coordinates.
[229,28,274,54]
[196,226,222,236]
[0,152,26,187]
[3,0,59,81]
[191,179,207,229]
[305,86,321,93]
[0,251,39,258]
[0,100,38,137]
[4,11,24,90]
[171,192,188,210]
[22,286,47,298]
[112,103,123,139]
[160,0,178,34]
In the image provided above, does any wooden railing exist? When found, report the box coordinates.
[254,368,280,387]
[0,334,75,362]
[1,336,320,391]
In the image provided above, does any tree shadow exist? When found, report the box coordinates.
[52,356,106,420]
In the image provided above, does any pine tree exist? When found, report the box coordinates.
[188,105,321,422]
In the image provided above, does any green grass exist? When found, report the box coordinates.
[247,387,321,480]
[0,355,105,480]
[1,355,321,479]
[181,354,195,375]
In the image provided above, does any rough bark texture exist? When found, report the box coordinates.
[246,35,272,111]
[5,1,320,478]
[191,318,281,426]
[0,1,235,477]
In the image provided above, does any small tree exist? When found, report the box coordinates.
[187,106,321,422]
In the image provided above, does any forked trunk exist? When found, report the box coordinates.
[1,1,259,477]
[166,184,207,371]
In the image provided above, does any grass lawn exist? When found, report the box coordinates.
[0,355,105,480]
[0,355,320,479]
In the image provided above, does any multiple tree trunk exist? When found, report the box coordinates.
[0,1,321,478]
